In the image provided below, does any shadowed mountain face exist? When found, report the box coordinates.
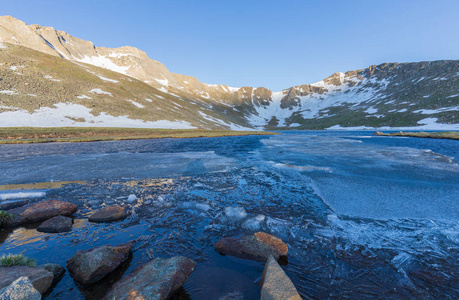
[0,15,458,129]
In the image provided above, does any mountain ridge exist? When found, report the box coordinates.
[1,15,458,130]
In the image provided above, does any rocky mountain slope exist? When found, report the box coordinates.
[0,15,458,130]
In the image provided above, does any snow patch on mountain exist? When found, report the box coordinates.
[413,106,459,114]
[89,88,112,96]
[154,78,169,86]
[0,90,18,95]
[0,103,195,129]
[128,100,144,108]
[97,75,118,83]
[76,55,130,74]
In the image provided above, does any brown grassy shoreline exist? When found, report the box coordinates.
[373,131,459,140]
[0,127,279,144]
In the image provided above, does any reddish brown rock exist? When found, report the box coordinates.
[0,266,53,295]
[88,205,127,223]
[214,232,288,262]
[37,215,73,233]
[103,256,196,300]
[6,200,77,227]
[66,241,133,287]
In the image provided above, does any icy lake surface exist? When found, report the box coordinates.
[0,131,458,299]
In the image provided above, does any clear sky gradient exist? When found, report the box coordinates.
[2,0,458,90]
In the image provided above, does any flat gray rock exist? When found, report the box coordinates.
[104,256,196,300]
[67,241,133,286]
[0,276,41,300]
[259,255,301,300]
[88,205,127,223]
[0,266,53,295]
[37,215,72,233]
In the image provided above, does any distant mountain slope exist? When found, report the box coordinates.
[0,15,458,129]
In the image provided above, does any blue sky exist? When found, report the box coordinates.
[2,0,458,90]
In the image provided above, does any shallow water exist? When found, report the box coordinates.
[0,131,458,299]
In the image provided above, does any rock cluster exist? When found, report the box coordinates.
[6,200,77,227]
[0,195,300,299]
[0,266,53,295]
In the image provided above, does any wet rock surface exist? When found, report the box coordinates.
[88,205,127,223]
[0,276,41,300]
[104,256,196,300]
[0,200,29,211]
[66,241,133,286]
[214,232,288,262]
[37,215,73,233]
[6,200,77,227]
[259,255,301,300]
[39,263,65,285]
[0,266,53,295]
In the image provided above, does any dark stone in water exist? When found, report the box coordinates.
[39,263,65,285]
[103,256,196,300]
[259,255,301,300]
[0,266,53,295]
[37,215,73,233]
[6,200,77,227]
[214,232,288,262]
[88,205,127,223]
[0,199,29,211]
[66,241,133,287]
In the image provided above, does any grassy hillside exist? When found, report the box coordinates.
[0,127,278,144]
[0,44,250,129]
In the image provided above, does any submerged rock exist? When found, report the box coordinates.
[0,276,41,300]
[88,205,127,223]
[66,241,133,287]
[0,266,53,295]
[0,200,29,211]
[259,255,301,300]
[214,232,288,262]
[39,263,65,285]
[6,200,77,227]
[37,215,73,233]
[104,256,196,300]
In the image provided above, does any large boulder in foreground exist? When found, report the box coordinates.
[6,200,77,227]
[0,276,41,300]
[259,255,301,300]
[67,241,133,287]
[214,232,288,262]
[0,266,53,295]
[37,215,73,233]
[104,256,196,300]
[88,206,127,223]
